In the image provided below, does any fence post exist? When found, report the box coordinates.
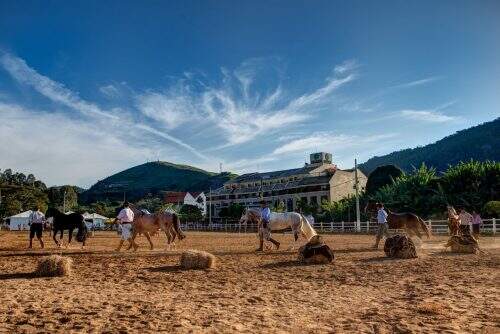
[320,221,323,232]
[493,218,496,235]
[330,221,333,232]
[428,220,432,234]
[366,221,369,233]
[341,221,344,233]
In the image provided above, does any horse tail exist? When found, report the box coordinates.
[172,213,185,240]
[417,216,431,238]
[300,214,317,241]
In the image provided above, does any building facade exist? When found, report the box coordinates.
[164,191,207,215]
[208,152,366,220]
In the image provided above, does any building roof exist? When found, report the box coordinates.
[9,210,32,218]
[164,191,187,203]
[230,166,312,183]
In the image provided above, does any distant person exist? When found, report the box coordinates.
[114,201,136,251]
[373,202,389,249]
[457,208,473,236]
[28,205,45,249]
[257,200,280,251]
[472,210,482,238]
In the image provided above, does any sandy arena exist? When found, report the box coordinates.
[0,231,498,333]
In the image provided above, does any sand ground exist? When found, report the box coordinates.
[0,231,498,333]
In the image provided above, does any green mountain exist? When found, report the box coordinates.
[81,161,236,203]
[360,118,500,175]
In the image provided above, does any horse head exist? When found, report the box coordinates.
[45,207,61,219]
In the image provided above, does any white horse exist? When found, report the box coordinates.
[239,208,318,249]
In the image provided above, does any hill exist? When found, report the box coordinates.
[80,161,236,203]
[359,118,500,174]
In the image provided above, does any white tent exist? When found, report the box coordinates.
[7,210,33,230]
[82,212,108,230]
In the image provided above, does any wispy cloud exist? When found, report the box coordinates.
[392,76,442,89]
[136,58,359,147]
[399,109,456,123]
[99,84,120,98]
[399,100,459,123]
[0,52,207,160]
[273,132,397,155]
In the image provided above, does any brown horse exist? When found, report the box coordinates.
[127,207,185,250]
[447,206,461,236]
[365,202,431,239]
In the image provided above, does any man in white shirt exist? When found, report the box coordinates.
[457,208,473,236]
[373,203,389,249]
[115,202,136,251]
[28,205,45,249]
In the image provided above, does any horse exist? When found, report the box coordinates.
[45,208,88,248]
[126,206,185,250]
[364,202,431,239]
[447,206,461,236]
[239,208,317,249]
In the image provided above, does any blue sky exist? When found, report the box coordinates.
[0,1,499,187]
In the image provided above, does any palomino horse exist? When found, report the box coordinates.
[239,208,317,249]
[364,202,431,239]
[127,206,185,250]
[447,206,461,236]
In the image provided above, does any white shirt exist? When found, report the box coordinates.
[459,211,473,226]
[117,207,134,223]
[377,209,388,224]
[29,211,45,224]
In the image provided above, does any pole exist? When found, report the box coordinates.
[208,188,212,227]
[63,190,66,213]
[354,158,361,232]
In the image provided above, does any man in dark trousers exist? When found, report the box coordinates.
[28,205,45,249]
[257,200,280,251]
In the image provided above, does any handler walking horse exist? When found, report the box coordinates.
[127,206,185,250]
[365,202,431,239]
[239,208,317,250]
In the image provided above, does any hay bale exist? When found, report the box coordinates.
[180,250,216,269]
[445,235,479,254]
[298,235,334,264]
[34,255,73,277]
[384,235,417,259]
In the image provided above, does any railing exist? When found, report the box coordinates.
[180,218,497,235]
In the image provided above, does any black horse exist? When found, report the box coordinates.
[45,208,88,247]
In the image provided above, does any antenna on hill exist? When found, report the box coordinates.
[219,162,223,174]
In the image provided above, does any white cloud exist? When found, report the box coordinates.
[392,76,442,89]
[136,58,359,147]
[0,52,206,160]
[334,59,360,74]
[273,132,397,155]
[399,109,457,123]
[99,84,120,98]
[0,102,158,187]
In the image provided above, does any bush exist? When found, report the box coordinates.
[483,201,500,218]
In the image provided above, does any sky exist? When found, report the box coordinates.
[0,1,499,187]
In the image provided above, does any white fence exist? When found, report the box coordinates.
[181,218,497,235]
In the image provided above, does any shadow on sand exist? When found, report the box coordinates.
[260,260,305,269]
[146,265,183,273]
[0,272,37,280]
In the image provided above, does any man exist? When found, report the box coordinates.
[373,202,389,249]
[115,201,136,251]
[257,200,280,251]
[471,210,482,238]
[28,205,45,249]
[457,208,473,236]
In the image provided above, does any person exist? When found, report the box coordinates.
[257,200,280,251]
[471,210,482,238]
[373,202,389,249]
[28,205,45,249]
[115,202,136,251]
[457,208,473,236]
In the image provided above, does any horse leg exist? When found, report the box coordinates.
[145,232,154,250]
[53,230,59,247]
[67,229,73,248]
[127,231,138,251]
[59,230,64,248]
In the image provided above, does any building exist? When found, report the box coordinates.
[208,152,366,219]
[82,212,109,230]
[5,210,32,230]
[164,191,207,215]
